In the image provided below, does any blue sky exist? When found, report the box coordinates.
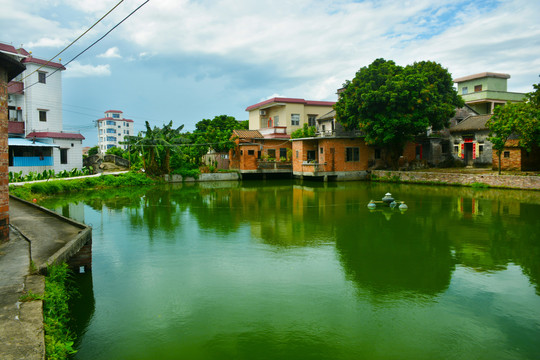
[1,0,539,146]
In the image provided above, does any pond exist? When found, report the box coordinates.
[41,180,540,360]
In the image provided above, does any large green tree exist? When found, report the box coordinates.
[487,77,540,174]
[186,115,248,164]
[334,58,463,168]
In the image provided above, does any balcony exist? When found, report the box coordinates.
[257,160,292,170]
[7,81,24,95]
[8,121,24,134]
[259,126,289,138]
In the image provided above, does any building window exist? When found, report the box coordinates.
[38,71,46,84]
[479,145,484,154]
[307,150,316,161]
[106,120,115,126]
[441,143,449,154]
[296,150,299,159]
[280,148,287,159]
[291,114,300,126]
[60,149,68,164]
[462,87,468,95]
[374,148,381,159]
[454,145,459,153]
[308,115,317,127]
[504,151,510,158]
[268,149,276,159]
[106,136,116,142]
[346,147,360,162]
[248,150,255,156]
[112,113,120,118]
[240,150,243,156]
[107,128,116,133]
[474,85,482,92]
[319,147,323,154]
[39,110,47,122]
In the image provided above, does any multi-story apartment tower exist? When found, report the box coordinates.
[97,110,134,153]
[2,41,85,175]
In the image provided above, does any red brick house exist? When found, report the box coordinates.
[229,129,292,177]
[493,139,540,171]
[1,52,26,243]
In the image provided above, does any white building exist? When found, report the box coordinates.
[2,42,85,175]
[97,110,134,153]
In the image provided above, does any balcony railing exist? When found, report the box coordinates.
[257,160,292,170]
[8,121,24,134]
[259,126,288,136]
[316,129,363,137]
[7,81,24,94]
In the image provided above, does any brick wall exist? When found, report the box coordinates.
[371,170,540,190]
[0,68,9,243]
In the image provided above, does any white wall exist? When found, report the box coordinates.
[52,138,84,172]
[23,63,63,134]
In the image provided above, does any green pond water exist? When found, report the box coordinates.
[41,180,540,360]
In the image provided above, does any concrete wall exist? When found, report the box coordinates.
[0,68,8,242]
[165,172,240,182]
[371,170,540,190]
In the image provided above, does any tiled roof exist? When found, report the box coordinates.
[22,57,66,70]
[232,129,263,139]
[317,109,335,121]
[0,43,18,54]
[97,117,134,122]
[449,114,492,132]
[26,132,85,140]
[246,97,335,111]
[105,110,123,113]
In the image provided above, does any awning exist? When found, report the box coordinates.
[8,138,60,147]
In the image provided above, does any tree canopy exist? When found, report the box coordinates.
[334,58,463,167]
[487,77,540,173]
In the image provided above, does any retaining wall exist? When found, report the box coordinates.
[164,172,240,182]
[371,170,540,190]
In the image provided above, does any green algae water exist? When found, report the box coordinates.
[41,180,540,360]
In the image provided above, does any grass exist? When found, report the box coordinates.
[43,263,77,360]
[9,172,159,202]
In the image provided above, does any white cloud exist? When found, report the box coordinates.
[64,61,111,78]
[98,47,122,58]
[115,0,540,99]
[26,37,69,48]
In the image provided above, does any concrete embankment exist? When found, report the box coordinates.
[371,170,540,190]
[0,196,92,360]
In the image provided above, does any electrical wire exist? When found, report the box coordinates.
[22,0,150,92]
[18,0,125,83]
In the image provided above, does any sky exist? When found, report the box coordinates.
[1,0,539,146]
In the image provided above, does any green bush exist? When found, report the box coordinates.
[43,263,77,359]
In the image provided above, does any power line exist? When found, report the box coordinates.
[22,0,150,92]
[19,0,125,83]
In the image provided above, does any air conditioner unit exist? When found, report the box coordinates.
[259,110,266,116]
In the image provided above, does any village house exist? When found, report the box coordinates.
[453,72,526,115]
[228,129,292,178]
[96,110,134,153]
[448,72,535,169]
[291,109,420,180]
[246,97,335,138]
[1,42,84,176]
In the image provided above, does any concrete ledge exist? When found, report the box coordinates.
[165,173,240,182]
[371,170,540,190]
